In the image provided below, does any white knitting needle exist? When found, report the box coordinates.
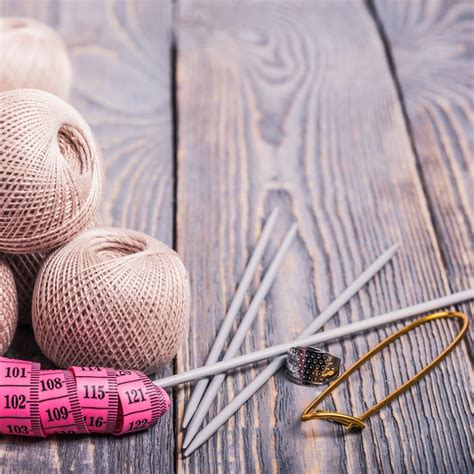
[159,243,397,391]
[157,288,473,389]
[182,223,298,447]
[173,288,474,456]
[182,208,280,428]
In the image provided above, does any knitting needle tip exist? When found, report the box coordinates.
[182,443,196,457]
[183,435,204,457]
[182,436,192,449]
[386,242,400,254]
[182,416,191,430]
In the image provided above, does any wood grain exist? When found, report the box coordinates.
[0,0,175,472]
[373,0,474,336]
[175,1,471,473]
[1,0,472,472]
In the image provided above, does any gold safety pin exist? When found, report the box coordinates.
[301,311,469,430]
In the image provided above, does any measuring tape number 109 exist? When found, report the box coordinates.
[0,357,170,437]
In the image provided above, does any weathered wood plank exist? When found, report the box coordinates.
[0,0,175,472]
[373,0,473,332]
[176,1,471,472]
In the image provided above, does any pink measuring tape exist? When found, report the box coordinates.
[0,357,170,437]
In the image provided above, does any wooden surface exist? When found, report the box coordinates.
[373,0,474,342]
[1,0,472,473]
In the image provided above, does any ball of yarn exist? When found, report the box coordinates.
[32,228,191,374]
[1,216,101,325]
[0,257,18,355]
[0,17,72,98]
[1,250,50,325]
[0,89,103,253]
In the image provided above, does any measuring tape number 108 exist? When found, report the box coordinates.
[0,357,170,437]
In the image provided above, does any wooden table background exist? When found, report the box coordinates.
[0,0,472,472]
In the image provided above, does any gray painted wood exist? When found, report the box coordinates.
[374,0,474,339]
[175,1,471,472]
[0,0,471,472]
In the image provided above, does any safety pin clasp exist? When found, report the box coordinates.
[301,311,469,430]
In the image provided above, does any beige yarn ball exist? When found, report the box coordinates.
[0,17,72,98]
[0,89,103,253]
[1,250,50,325]
[32,228,191,373]
[0,216,100,325]
[0,257,18,355]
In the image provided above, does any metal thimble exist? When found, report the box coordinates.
[285,346,340,386]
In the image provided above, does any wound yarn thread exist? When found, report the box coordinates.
[0,17,72,98]
[0,258,17,355]
[1,251,51,325]
[1,216,100,325]
[33,227,191,374]
[0,89,103,253]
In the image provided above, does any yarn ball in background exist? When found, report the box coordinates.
[0,17,72,98]
[1,251,50,325]
[0,216,101,325]
[0,258,18,355]
[0,89,103,253]
[32,228,191,374]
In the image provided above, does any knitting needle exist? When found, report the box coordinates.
[181,243,397,447]
[158,243,397,391]
[178,244,399,446]
[180,244,396,446]
[177,288,473,456]
[159,287,473,389]
[182,222,298,447]
[182,208,280,428]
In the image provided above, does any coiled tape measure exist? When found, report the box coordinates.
[0,357,170,437]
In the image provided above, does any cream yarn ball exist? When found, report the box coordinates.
[0,17,72,98]
[0,217,100,325]
[1,250,50,325]
[0,257,18,355]
[0,89,103,253]
[32,228,191,374]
